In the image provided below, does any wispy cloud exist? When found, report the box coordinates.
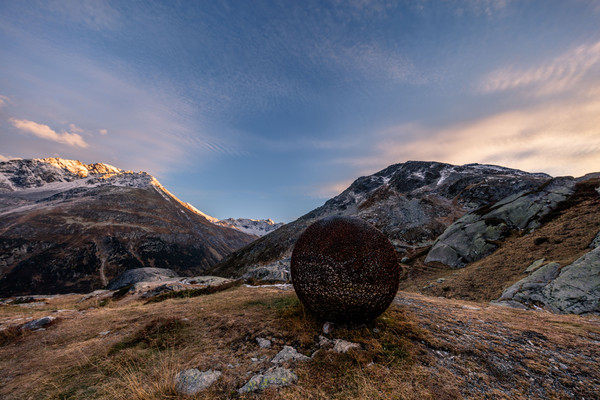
[98,129,108,135]
[479,40,600,95]
[312,178,355,199]
[342,94,600,178]
[46,0,121,31]
[9,118,89,148]
[0,95,10,108]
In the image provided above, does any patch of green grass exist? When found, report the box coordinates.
[109,318,189,354]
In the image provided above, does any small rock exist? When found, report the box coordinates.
[437,278,446,283]
[559,363,568,371]
[99,330,111,336]
[251,357,259,362]
[238,367,297,393]
[318,335,333,349]
[333,339,360,353]
[174,369,221,396]
[323,321,334,334]
[21,316,55,331]
[271,345,310,364]
[525,258,546,273]
[256,337,272,348]
[401,257,410,263]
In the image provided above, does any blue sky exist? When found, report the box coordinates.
[2,0,600,222]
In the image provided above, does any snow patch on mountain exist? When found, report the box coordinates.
[216,218,285,237]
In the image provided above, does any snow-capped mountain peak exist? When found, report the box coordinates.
[215,218,285,237]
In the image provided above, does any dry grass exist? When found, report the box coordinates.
[0,286,598,399]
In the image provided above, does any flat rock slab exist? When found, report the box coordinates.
[238,367,297,393]
[21,316,55,331]
[271,345,310,364]
[174,369,221,395]
[333,339,361,353]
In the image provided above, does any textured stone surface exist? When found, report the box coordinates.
[494,249,600,315]
[256,337,272,348]
[174,368,221,395]
[425,177,576,268]
[271,345,310,364]
[525,258,546,273]
[541,248,600,314]
[238,367,297,393]
[21,316,55,331]
[333,339,360,353]
[106,267,178,290]
[291,216,400,323]
[242,258,291,282]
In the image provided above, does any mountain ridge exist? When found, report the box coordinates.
[0,158,257,295]
[208,160,551,279]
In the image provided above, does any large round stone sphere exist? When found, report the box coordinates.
[291,216,400,323]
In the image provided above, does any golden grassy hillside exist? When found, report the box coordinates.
[1,285,599,399]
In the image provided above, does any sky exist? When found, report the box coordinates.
[1,0,600,222]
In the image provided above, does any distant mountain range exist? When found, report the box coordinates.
[0,158,257,295]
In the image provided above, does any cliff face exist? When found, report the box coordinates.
[0,158,256,295]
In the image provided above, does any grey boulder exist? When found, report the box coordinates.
[271,345,310,364]
[106,267,178,290]
[238,367,297,393]
[21,316,55,331]
[426,177,576,268]
[494,248,600,315]
[174,368,221,395]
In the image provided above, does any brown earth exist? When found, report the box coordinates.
[0,285,598,399]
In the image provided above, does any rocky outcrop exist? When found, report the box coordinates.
[106,267,178,290]
[242,258,291,282]
[494,248,600,315]
[238,367,297,393]
[425,177,576,268]
[270,345,310,364]
[174,369,221,395]
[20,316,56,331]
[209,161,549,279]
[0,158,256,296]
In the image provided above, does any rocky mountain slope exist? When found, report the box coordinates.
[208,161,550,280]
[209,161,599,315]
[0,158,256,296]
[416,175,600,314]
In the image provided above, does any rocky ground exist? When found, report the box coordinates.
[1,284,598,399]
